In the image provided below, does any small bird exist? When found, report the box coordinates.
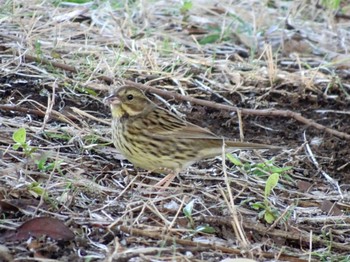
[105,85,278,188]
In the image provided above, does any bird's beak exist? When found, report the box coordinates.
[103,94,120,106]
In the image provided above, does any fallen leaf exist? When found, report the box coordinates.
[5,217,75,242]
[320,200,342,216]
[296,180,313,192]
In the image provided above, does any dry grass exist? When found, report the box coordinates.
[1,0,350,261]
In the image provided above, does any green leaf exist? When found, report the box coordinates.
[35,155,48,171]
[265,173,279,198]
[199,33,221,45]
[322,0,340,9]
[30,186,45,196]
[183,199,195,219]
[81,87,97,96]
[48,160,62,172]
[25,146,36,156]
[226,154,243,166]
[28,182,48,199]
[250,202,265,210]
[264,211,275,224]
[34,40,42,56]
[180,0,193,13]
[43,131,71,141]
[270,166,292,174]
[195,225,216,234]
[13,143,21,150]
[73,85,98,96]
[13,128,26,144]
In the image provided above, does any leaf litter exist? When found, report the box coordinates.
[0,0,350,261]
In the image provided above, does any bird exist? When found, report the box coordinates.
[104,85,279,188]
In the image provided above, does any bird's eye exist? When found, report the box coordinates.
[127,94,134,100]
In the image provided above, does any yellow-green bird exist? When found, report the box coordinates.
[105,85,278,188]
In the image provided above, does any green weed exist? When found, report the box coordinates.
[183,199,216,235]
[227,154,293,223]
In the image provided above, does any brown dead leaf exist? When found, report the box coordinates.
[296,180,313,192]
[320,200,343,216]
[5,217,75,242]
[282,37,313,55]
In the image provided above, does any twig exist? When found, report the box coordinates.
[220,143,250,251]
[0,104,78,125]
[303,132,343,198]
[40,80,57,132]
[117,225,309,261]
[199,215,350,252]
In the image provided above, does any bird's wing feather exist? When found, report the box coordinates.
[140,108,278,149]
[142,107,221,139]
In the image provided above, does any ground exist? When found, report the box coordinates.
[0,1,350,261]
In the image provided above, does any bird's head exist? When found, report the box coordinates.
[104,86,153,119]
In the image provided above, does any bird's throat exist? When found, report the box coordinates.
[111,105,128,119]
[111,103,146,119]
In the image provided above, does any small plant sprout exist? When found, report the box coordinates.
[12,128,62,174]
[35,154,63,174]
[183,199,195,227]
[183,199,215,235]
[226,154,292,223]
[28,182,49,200]
[12,127,36,157]
[180,0,193,14]
[226,154,292,180]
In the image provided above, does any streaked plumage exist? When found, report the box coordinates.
[105,85,278,187]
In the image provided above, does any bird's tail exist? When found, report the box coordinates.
[225,140,281,150]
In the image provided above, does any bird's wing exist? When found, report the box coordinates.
[142,107,220,139]
[139,108,278,149]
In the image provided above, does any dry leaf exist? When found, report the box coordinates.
[5,217,75,242]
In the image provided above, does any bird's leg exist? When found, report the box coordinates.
[154,169,178,189]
